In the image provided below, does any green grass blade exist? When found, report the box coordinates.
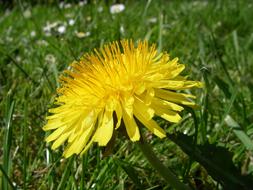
[2,97,15,190]
[0,165,16,190]
[22,104,28,190]
[114,158,143,188]
[80,154,88,190]
[224,115,253,151]
[57,157,74,190]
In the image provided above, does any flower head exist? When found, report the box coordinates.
[43,40,202,158]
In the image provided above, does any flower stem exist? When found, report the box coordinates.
[137,139,191,190]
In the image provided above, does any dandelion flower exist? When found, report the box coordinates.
[43,40,202,158]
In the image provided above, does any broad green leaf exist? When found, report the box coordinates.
[167,132,253,190]
[224,115,253,151]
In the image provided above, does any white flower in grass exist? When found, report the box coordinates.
[43,21,67,36]
[59,2,64,9]
[75,31,90,38]
[79,0,87,6]
[45,54,56,65]
[57,25,66,34]
[120,25,125,35]
[64,3,72,9]
[4,9,11,17]
[43,21,57,35]
[91,183,96,188]
[6,36,13,42]
[110,4,125,14]
[23,9,31,18]
[148,17,158,24]
[30,31,36,37]
[98,6,103,13]
[86,16,92,22]
[16,56,21,63]
[68,19,75,26]
[37,40,48,46]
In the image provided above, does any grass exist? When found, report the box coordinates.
[1,0,253,189]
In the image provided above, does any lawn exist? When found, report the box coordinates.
[1,0,253,189]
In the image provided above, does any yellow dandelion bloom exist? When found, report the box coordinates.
[43,40,202,158]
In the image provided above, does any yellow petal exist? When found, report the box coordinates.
[74,125,95,154]
[152,52,163,62]
[80,137,95,156]
[94,109,114,146]
[147,57,179,76]
[63,125,94,158]
[155,88,196,106]
[122,110,140,141]
[146,73,164,81]
[46,108,77,119]
[181,81,203,89]
[68,110,97,143]
[138,88,155,105]
[45,127,65,142]
[135,82,146,95]
[122,95,134,117]
[152,97,184,111]
[152,104,181,123]
[68,132,78,143]
[134,97,154,120]
[43,119,64,130]
[134,108,166,138]
[51,131,71,150]
[80,110,97,129]
[166,64,185,79]
[151,80,185,89]
[115,102,122,129]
